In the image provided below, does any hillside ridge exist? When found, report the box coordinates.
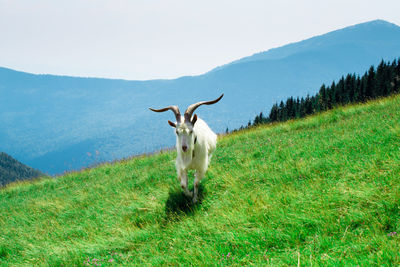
[216,19,400,69]
[0,152,43,187]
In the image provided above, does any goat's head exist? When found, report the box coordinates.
[149,94,223,153]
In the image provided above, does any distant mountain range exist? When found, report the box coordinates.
[1,19,400,175]
[0,152,43,186]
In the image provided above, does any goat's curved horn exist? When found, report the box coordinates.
[149,105,182,122]
[184,94,224,122]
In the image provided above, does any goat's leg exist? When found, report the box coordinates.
[180,170,193,197]
[193,171,204,203]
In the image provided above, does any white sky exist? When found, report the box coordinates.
[1,0,399,80]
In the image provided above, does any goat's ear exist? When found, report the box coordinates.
[191,114,197,125]
[168,120,176,128]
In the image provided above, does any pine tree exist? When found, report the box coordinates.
[366,66,376,99]
[329,81,336,107]
[318,84,327,111]
[285,97,296,119]
[304,95,313,115]
[278,101,286,121]
[295,97,301,118]
[269,103,279,122]
[354,76,361,102]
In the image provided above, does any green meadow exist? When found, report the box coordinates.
[1,95,399,266]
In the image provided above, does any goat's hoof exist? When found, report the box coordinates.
[192,197,198,204]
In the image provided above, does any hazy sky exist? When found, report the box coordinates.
[1,0,399,80]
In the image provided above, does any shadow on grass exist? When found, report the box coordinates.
[164,184,206,217]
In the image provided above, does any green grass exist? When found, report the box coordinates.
[1,95,400,266]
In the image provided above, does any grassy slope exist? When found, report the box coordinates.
[1,95,399,266]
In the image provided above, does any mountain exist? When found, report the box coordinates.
[0,152,43,186]
[1,95,399,265]
[219,19,400,66]
[1,19,400,175]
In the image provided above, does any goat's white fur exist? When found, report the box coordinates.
[174,116,217,203]
[149,94,223,203]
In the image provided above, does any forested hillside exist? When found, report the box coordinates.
[0,152,43,186]
[247,58,400,128]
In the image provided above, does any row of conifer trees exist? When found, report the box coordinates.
[235,58,400,130]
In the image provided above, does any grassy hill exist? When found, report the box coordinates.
[0,95,399,266]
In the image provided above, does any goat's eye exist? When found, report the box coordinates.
[175,130,179,135]
[189,130,193,134]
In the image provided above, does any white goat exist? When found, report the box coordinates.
[149,94,223,203]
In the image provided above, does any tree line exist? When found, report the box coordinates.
[231,58,400,131]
